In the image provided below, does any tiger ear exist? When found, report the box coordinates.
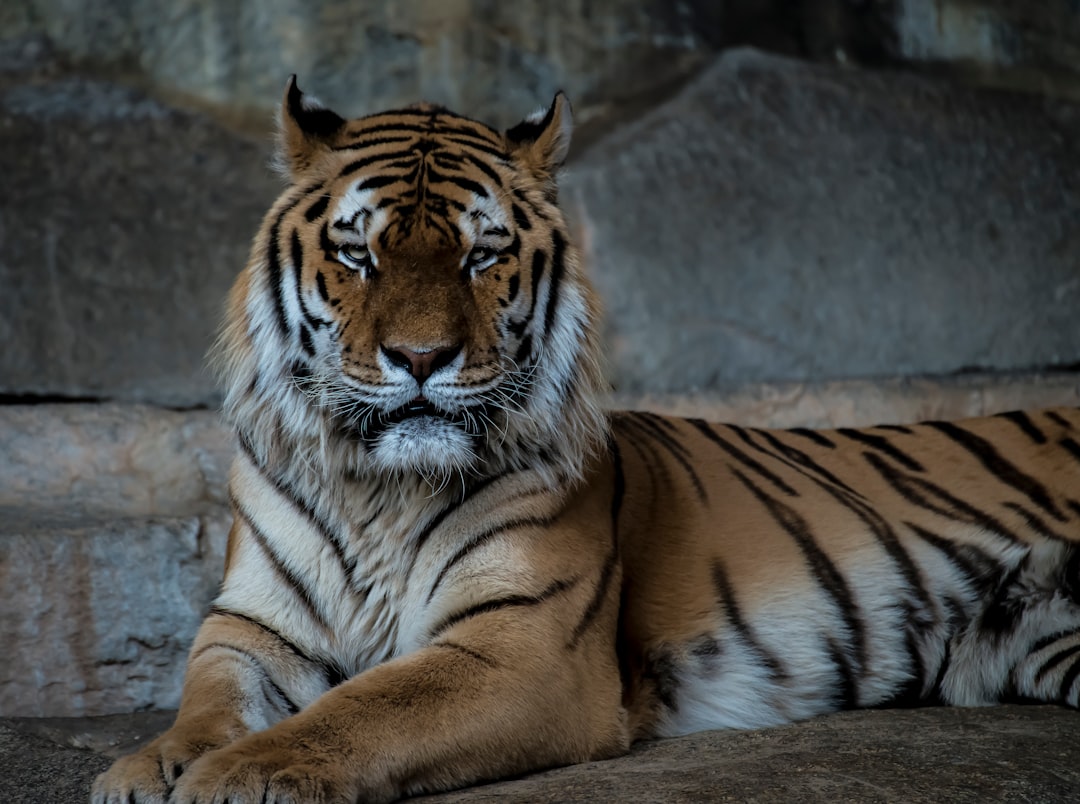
[504,92,573,198]
[275,76,346,179]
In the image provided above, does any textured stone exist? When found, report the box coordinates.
[0,404,236,716]
[0,404,233,518]
[0,1,717,128]
[565,49,1080,393]
[0,510,230,717]
[0,71,279,405]
[2,706,1078,803]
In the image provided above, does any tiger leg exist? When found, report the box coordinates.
[91,612,331,804]
[940,541,1080,706]
[166,607,628,804]
[1011,630,1080,706]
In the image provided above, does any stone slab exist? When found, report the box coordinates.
[565,49,1080,393]
[0,404,234,519]
[2,706,1078,803]
[0,511,230,718]
[0,69,280,406]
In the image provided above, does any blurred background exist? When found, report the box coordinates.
[1,1,1079,718]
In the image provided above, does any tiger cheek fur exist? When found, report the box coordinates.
[93,76,1080,804]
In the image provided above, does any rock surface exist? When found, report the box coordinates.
[4,48,1080,405]
[565,48,1080,394]
[0,58,279,406]
[0,1,717,128]
[3,705,1078,803]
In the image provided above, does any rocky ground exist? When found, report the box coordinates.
[4,705,1078,803]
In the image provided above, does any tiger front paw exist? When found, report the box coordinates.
[170,734,371,804]
[90,730,213,804]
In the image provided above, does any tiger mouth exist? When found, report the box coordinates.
[357,398,477,444]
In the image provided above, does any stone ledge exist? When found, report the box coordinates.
[2,705,1077,803]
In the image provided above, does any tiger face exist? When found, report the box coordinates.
[217,79,606,485]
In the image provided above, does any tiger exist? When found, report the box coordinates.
[93,77,1080,804]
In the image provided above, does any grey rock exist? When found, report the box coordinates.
[0,404,234,518]
[0,405,236,717]
[2,706,1078,803]
[564,49,1080,394]
[0,1,717,128]
[0,73,279,406]
[0,511,230,717]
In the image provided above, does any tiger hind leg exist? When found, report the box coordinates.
[939,540,1080,707]
[1011,630,1080,706]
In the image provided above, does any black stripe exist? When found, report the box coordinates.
[462,152,504,187]
[409,472,508,568]
[428,169,489,198]
[731,468,867,679]
[441,135,510,159]
[741,427,862,499]
[265,182,324,339]
[512,203,532,231]
[237,437,356,583]
[507,272,520,303]
[687,419,798,497]
[187,642,299,715]
[712,561,786,679]
[304,194,331,222]
[996,410,1047,444]
[290,230,331,333]
[624,413,707,502]
[1060,437,1080,466]
[568,548,617,649]
[1060,653,1080,703]
[207,607,347,687]
[837,428,925,472]
[332,134,416,151]
[426,514,557,603]
[1035,641,1080,684]
[340,149,417,177]
[315,271,330,302]
[788,427,836,448]
[864,451,1025,545]
[541,229,566,336]
[358,173,409,191]
[230,491,331,631]
[1045,410,1073,429]
[827,637,859,709]
[434,641,498,668]
[927,420,1066,522]
[730,425,934,619]
[299,324,314,356]
[906,523,1001,596]
[429,576,578,637]
[568,437,625,649]
[1003,502,1071,543]
[526,247,547,323]
[875,424,915,434]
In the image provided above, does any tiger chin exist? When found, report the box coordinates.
[93,78,1080,804]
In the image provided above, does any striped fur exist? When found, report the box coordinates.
[94,82,1080,804]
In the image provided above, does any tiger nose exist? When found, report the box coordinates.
[380,344,463,386]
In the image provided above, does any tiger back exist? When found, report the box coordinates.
[93,81,1080,804]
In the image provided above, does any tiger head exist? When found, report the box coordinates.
[215,79,606,489]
